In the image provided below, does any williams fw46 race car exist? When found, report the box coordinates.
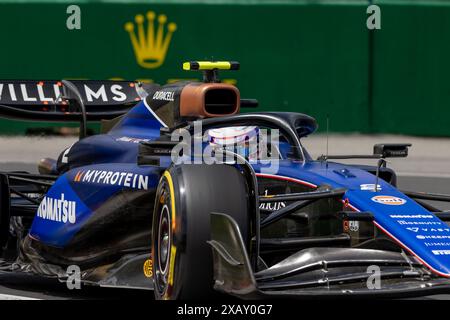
[0,61,450,299]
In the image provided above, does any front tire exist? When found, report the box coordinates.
[152,164,250,300]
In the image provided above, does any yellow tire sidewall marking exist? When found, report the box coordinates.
[162,170,177,299]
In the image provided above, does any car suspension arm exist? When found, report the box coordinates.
[260,188,347,229]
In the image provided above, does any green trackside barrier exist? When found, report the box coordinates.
[4,0,450,137]
[0,0,369,134]
[371,0,450,136]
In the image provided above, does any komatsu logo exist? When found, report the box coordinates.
[36,193,76,224]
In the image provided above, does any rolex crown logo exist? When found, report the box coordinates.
[124,11,177,69]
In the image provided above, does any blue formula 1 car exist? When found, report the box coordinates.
[0,61,450,299]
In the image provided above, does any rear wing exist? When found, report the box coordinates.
[0,80,157,122]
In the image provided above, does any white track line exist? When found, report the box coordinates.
[0,293,40,300]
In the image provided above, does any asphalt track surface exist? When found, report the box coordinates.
[0,135,448,299]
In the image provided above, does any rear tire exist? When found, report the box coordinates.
[152,164,250,300]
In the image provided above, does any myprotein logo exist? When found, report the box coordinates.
[36,193,76,224]
[74,170,149,190]
[372,195,406,206]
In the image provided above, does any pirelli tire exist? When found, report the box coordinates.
[151,164,250,300]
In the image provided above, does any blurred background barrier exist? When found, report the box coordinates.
[0,0,447,136]
[371,0,450,136]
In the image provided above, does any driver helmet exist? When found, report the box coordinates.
[207,126,265,161]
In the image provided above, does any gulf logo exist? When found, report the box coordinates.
[371,195,407,206]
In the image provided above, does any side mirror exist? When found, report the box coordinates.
[373,143,412,158]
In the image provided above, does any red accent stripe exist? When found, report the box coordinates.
[255,173,317,188]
